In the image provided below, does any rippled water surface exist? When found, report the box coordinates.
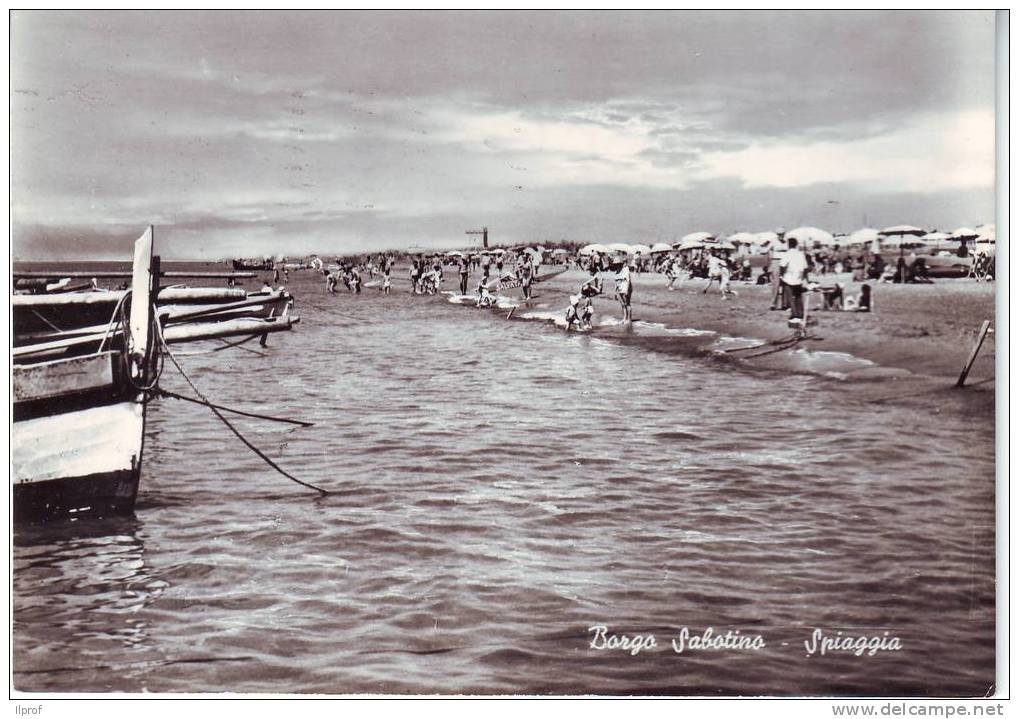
[13,272,996,695]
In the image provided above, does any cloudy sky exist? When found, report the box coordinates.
[11,10,997,259]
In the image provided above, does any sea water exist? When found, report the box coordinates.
[13,268,995,695]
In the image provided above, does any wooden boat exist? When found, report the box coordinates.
[12,227,299,524]
[232,257,273,271]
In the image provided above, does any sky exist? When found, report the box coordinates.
[11,10,998,259]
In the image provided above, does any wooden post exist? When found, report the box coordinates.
[956,320,992,388]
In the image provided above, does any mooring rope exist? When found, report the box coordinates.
[155,321,330,496]
[157,389,315,427]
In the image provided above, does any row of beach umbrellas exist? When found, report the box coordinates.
[444,223,995,258]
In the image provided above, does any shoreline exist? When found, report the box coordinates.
[434,267,995,417]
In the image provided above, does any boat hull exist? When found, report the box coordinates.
[12,399,146,523]
[13,467,141,523]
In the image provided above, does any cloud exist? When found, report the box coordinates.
[699,109,994,192]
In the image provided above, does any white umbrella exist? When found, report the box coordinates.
[951,227,980,240]
[847,228,880,245]
[607,242,631,254]
[552,248,568,255]
[785,226,834,245]
[879,225,926,237]
[676,239,705,251]
[579,243,610,256]
[975,223,995,240]
[629,243,652,255]
[650,242,674,253]
[445,250,465,257]
[681,231,714,244]
[727,232,757,244]
[754,231,779,245]
[703,237,737,251]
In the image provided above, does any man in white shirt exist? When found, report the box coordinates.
[780,237,810,321]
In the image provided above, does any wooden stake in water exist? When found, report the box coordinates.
[956,320,992,388]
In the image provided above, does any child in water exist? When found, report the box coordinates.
[382,270,391,295]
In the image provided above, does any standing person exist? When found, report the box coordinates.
[614,260,633,323]
[458,256,470,295]
[521,260,534,300]
[780,237,809,324]
[409,259,420,294]
[382,268,392,294]
[703,250,723,293]
[769,231,788,310]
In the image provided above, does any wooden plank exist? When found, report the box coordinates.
[13,331,116,359]
[12,271,257,279]
[13,352,116,403]
[956,320,992,388]
[162,316,297,344]
[12,401,144,484]
[13,286,247,307]
[129,227,154,361]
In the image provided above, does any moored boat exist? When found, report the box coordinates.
[12,227,300,524]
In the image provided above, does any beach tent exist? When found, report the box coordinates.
[785,226,834,246]
[680,231,714,244]
[650,242,674,253]
[629,244,653,255]
[579,243,611,256]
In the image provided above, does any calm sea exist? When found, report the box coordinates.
[12,266,995,695]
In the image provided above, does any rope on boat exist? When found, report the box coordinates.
[155,321,330,496]
[169,333,268,357]
[157,389,315,427]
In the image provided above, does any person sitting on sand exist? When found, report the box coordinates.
[821,282,844,310]
[614,261,633,322]
[843,283,872,312]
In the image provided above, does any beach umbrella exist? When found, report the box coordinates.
[607,242,632,254]
[785,226,834,246]
[629,243,652,255]
[650,242,674,253]
[552,248,568,255]
[445,250,465,257]
[753,231,779,245]
[676,239,705,251]
[847,228,880,245]
[579,243,610,256]
[951,227,980,240]
[879,225,926,237]
[702,236,737,251]
[680,231,714,244]
[727,232,758,244]
[975,224,995,241]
